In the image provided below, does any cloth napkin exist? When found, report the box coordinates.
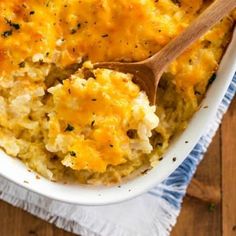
[0,74,235,236]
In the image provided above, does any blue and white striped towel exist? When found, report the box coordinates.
[0,74,235,236]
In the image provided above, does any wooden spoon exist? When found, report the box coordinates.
[95,0,236,104]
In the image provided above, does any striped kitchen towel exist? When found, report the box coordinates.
[0,73,235,236]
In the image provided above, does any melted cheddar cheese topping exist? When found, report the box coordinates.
[0,0,203,71]
[0,0,233,90]
[47,67,158,172]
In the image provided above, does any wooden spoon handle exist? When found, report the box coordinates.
[149,0,236,77]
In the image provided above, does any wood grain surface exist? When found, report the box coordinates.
[0,97,235,236]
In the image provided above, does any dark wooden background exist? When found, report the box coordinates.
[0,97,235,236]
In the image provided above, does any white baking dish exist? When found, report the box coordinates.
[0,30,235,206]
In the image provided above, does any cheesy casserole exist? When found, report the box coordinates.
[0,0,234,184]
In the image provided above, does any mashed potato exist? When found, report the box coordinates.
[0,0,234,184]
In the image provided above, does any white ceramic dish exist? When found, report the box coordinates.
[0,30,235,206]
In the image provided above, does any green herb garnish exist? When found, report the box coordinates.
[2,30,12,38]
[91,120,95,128]
[69,151,76,157]
[18,61,25,68]
[208,203,216,212]
[65,124,74,132]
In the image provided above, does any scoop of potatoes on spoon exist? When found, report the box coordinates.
[95,0,236,104]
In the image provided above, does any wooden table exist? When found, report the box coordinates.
[0,98,235,236]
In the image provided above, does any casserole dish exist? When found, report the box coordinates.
[0,28,235,206]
